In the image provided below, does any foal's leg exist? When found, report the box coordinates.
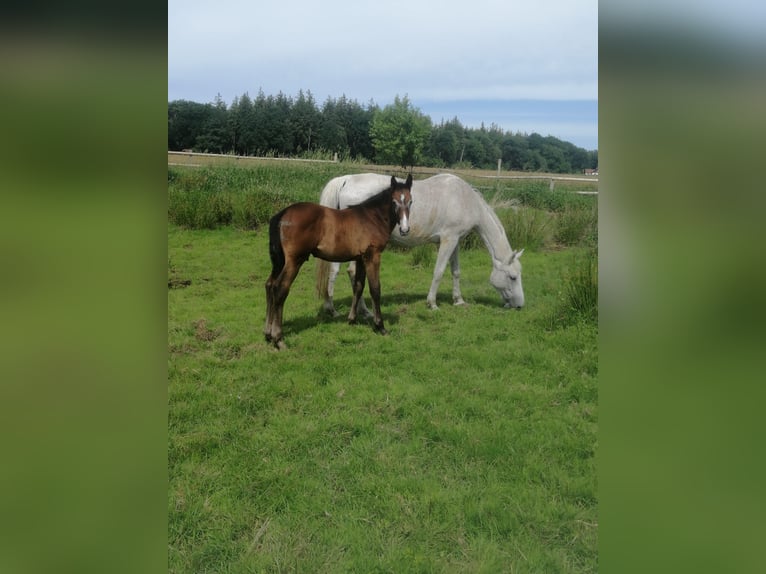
[449,247,466,306]
[270,260,304,349]
[347,260,366,325]
[364,253,387,335]
[264,275,275,342]
[346,261,373,319]
[427,236,460,310]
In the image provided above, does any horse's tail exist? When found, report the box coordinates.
[314,176,346,297]
[268,210,286,276]
[315,258,331,299]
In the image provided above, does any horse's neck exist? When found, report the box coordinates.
[475,199,513,263]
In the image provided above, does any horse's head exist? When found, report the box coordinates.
[391,174,413,236]
[490,249,525,309]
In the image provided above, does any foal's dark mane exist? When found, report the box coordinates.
[350,183,395,209]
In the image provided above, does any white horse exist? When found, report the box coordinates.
[316,173,524,315]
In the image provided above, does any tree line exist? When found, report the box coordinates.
[168,91,598,173]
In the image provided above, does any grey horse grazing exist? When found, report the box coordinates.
[316,173,524,316]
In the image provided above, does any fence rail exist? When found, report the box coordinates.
[474,174,598,193]
[168,150,338,165]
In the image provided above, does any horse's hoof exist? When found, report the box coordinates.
[375,326,388,335]
[274,339,287,351]
[427,302,439,311]
[454,299,467,306]
[323,307,340,318]
[264,333,273,343]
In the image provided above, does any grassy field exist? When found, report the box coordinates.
[168,162,597,572]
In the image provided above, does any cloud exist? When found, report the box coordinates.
[168,0,598,104]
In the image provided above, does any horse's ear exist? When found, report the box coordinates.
[405,174,413,187]
[507,249,524,264]
[391,175,398,189]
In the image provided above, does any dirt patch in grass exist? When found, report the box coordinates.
[193,318,219,342]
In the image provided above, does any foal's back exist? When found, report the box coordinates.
[278,202,390,264]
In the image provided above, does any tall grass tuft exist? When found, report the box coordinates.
[554,202,598,247]
[567,249,598,320]
[408,244,435,268]
[543,248,598,330]
[547,249,598,327]
[459,231,483,251]
[167,164,353,230]
[499,206,553,251]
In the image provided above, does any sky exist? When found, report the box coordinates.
[168,0,599,150]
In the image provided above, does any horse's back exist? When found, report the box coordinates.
[321,172,483,244]
[394,174,484,242]
[320,173,395,209]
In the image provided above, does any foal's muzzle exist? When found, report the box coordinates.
[398,214,410,236]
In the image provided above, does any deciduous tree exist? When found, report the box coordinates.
[370,95,431,168]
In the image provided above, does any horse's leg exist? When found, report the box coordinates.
[346,261,373,319]
[449,247,466,306]
[323,262,341,318]
[347,260,366,325]
[364,254,387,335]
[427,237,460,310]
[270,260,304,349]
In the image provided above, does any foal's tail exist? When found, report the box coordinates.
[268,210,286,276]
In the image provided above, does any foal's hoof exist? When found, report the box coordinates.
[274,339,287,351]
[375,326,388,336]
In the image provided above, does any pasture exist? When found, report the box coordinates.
[168,162,597,572]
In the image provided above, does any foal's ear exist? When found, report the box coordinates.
[405,174,413,187]
[391,175,398,188]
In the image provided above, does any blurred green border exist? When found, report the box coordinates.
[0,18,168,574]
[3,3,766,572]
[600,7,766,574]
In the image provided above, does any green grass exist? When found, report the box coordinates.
[168,163,369,229]
[168,220,597,572]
